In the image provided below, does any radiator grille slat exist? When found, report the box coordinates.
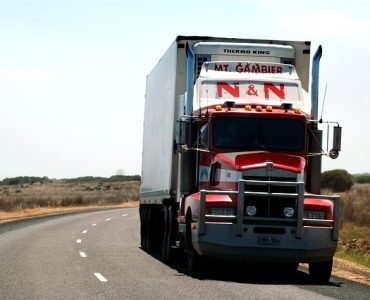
[243,176,297,219]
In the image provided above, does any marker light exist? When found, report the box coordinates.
[246,206,257,216]
[266,106,273,112]
[244,105,251,111]
[255,106,262,112]
[283,207,295,218]
[294,108,302,114]
[215,105,222,111]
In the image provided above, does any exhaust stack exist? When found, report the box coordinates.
[307,46,323,194]
[311,45,322,128]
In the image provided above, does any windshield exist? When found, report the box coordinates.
[213,117,305,151]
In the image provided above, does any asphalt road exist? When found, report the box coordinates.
[0,207,369,300]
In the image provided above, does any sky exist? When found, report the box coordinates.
[0,0,369,179]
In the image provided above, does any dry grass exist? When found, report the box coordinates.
[326,183,370,268]
[0,179,140,212]
[339,184,370,226]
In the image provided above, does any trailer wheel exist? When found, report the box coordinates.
[143,206,155,252]
[309,259,333,283]
[186,213,200,275]
[161,205,173,263]
[141,206,148,250]
[140,205,144,249]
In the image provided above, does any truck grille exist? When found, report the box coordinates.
[243,176,297,219]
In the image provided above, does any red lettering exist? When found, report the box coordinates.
[264,83,285,99]
[215,64,223,71]
[251,64,260,73]
[214,64,229,71]
[217,82,240,98]
[236,63,243,72]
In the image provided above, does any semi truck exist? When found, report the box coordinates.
[140,36,342,282]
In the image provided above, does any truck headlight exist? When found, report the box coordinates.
[209,207,236,216]
[304,211,326,219]
[283,207,295,218]
[246,205,257,216]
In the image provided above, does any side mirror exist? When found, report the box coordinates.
[329,126,342,159]
[176,119,188,151]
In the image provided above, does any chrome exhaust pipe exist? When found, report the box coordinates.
[311,45,322,129]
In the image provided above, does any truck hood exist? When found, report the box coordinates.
[214,151,306,173]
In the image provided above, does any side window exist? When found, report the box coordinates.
[200,123,209,149]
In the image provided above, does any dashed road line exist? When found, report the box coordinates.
[92,223,97,226]
[122,214,128,217]
[105,218,111,221]
[94,273,108,282]
[79,251,87,258]
[82,230,88,234]
[76,239,81,244]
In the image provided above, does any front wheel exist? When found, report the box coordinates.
[186,214,201,275]
[309,259,333,283]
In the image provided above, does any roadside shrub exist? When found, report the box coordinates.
[64,175,141,184]
[353,174,370,184]
[0,176,49,186]
[321,169,354,192]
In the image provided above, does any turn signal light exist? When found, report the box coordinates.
[215,105,222,111]
[256,106,262,112]
[244,105,251,111]
[266,106,273,112]
[294,108,302,114]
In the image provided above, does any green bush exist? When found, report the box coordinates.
[321,169,354,192]
[64,175,141,184]
[0,176,49,186]
[353,174,370,184]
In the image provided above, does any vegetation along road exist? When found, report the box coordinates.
[0,207,369,300]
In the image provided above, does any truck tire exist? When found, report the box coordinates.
[141,206,148,250]
[309,259,333,283]
[140,205,144,249]
[186,212,200,275]
[142,206,149,251]
[161,205,173,263]
[142,206,155,252]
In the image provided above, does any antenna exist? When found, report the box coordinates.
[319,83,328,123]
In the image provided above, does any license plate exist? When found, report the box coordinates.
[257,235,281,246]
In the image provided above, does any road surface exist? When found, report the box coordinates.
[0,207,369,299]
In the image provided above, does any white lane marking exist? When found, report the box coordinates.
[76,239,81,244]
[92,223,97,226]
[105,218,111,221]
[122,214,128,217]
[82,230,88,234]
[94,273,108,282]
[79,251,87,258]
